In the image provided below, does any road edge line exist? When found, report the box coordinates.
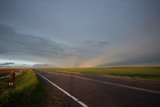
[35,71,88,107]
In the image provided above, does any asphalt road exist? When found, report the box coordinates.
[35,70,160,107]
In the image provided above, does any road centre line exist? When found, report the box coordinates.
[50,71,160,94]
[36,71,88,107]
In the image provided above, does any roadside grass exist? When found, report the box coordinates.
[41,67,160,80]
[0,69,42,107]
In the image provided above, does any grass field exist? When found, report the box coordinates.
[0,69,42,107]
[41,67,160,80]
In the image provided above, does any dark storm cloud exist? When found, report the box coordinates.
[0,23,68,61]
[98,41,108,47]
[83,40,109,48]
[69,40,109,55]
[100,54,160,67]
[0,62,14,66]
[0,23,105,65]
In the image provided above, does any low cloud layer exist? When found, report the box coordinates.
[0,62,14,66]
[0,23,109,67]
[0,23,64,56]
[0,22,160,67]
[0,23,79,66]
[99,54,160,67]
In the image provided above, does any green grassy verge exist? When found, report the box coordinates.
[41,67,160,80]
[0,70,42,107]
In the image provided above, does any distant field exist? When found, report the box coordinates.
[0,68,23,77]
[41,67,160,80]
[0,69,42,107]
[0,69,11,77]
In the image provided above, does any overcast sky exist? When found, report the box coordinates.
[0,0,160,67]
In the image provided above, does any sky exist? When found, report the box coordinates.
[0,0,160,67]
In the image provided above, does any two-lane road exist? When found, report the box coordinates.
[35,70,160,107]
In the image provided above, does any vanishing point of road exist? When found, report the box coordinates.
[35,70,160,107]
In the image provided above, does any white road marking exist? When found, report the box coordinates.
[50,72,160,94]
[35,71,88,107]
[47,72,60,75]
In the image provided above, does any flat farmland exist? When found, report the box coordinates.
[0,69,11,77]
[0,68,23,77]
[41,67,160,80]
